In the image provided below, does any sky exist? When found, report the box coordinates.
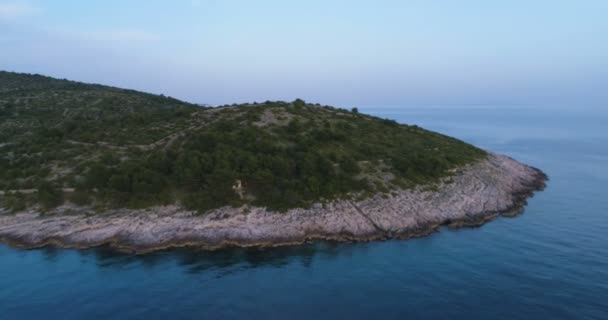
[1,0,607,108]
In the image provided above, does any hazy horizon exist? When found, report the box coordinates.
[1,0,607,108]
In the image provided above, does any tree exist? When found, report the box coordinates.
[109,174,131,193]
[293,98,306,109]
[287,119,302,134]
[341,157,360,174]
[85,163,110,189]
[351,107,359,113]
[38,181,63,210]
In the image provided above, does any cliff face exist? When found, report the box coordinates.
[0,153,547,253]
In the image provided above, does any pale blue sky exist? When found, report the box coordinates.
[1,0,606,107]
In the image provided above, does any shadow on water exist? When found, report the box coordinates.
[32,240,373,277]
[39,246,63,263]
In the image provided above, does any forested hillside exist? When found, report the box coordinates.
[0,71,486,213]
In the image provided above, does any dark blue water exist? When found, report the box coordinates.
[2,107,607,319]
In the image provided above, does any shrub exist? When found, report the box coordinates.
[37,181,63,210]
[69,191,92,206]
[2,193,27,212]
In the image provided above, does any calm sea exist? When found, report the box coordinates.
[1,107,607,319]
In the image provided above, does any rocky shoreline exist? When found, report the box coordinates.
[0,153,547,254]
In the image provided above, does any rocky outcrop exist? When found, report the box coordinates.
[0,153,547,254]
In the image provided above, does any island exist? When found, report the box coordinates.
[0,71,547,253]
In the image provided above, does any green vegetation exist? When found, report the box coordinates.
[0,71,486,213]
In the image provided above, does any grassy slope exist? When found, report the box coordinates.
[0,71,486,213]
